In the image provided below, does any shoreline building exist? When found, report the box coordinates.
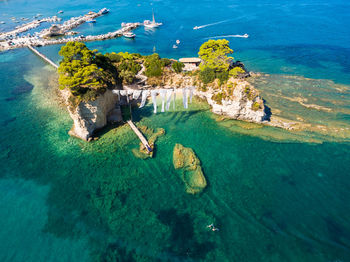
[179,57,201,71]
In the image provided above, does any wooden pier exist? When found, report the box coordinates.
[27,45,58,69]
[127,120,152,153]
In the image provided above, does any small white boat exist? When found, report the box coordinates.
[193,26,199,30]
[0,21,5,24]
[236,33,249,38]
[176,39,180,45]
[86,19,96,23]
[172,44,178,49]
[123,32,136,38]
[100,8,109,14]
[58,10,64,14]
[144,9,162,28]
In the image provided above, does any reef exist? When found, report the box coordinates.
[172,144,207,194]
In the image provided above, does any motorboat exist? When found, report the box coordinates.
[176,39,180,45]
[193,26,199,30]
[100,8,109,14]
[58,10,64,14]
[123,32,136,38]
[172,44,178,49]
[235,33,249,38]
[86,19,96,23]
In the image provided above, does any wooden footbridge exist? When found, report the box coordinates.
[127,120,152,153]
[27,45,58,69]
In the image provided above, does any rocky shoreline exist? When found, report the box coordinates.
[194,81,266,123]
[60,89,120,141]
[58,68,320,141]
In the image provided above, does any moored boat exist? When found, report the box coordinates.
[100,8,109,14]
[143,9,162,28]
[123,32,135,38]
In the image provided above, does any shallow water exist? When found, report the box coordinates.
[1,0,350,261]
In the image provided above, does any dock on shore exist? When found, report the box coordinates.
[127,120,152,153]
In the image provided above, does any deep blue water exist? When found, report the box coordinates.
[1,0,350,261]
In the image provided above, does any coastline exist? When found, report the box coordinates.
[2,1,350,261]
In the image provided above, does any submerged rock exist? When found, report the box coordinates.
[11,83,34,95]
[172,143,207,194]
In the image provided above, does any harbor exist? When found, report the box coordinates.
[0,22,140,51]
[0,8,161,52]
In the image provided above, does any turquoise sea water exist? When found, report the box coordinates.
[1,0,350,261]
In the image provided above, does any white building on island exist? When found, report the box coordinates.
[179,57,201,71]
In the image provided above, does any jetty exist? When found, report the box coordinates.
[27,45,58,69]
[0,16,61,39]
[127,120,152,153]
[38,10,105,38]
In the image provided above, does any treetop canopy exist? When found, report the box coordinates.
[198,39,233,72]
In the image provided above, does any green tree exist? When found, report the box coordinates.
[229,66,245,78]
[58,42,117,102]
[105,52,122,63]
[119,70,135,84]
[161,58,171,67]
[198,39,233,72]
[199,66,215,84]
[59,41,94,65]
[216,71,229,84]
[144,53,163,77]
[172,61,184,73]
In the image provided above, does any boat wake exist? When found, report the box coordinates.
[193,19,230,30]
[204,34,249,39]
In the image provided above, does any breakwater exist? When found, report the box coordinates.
[0,23,140,51]
[0,16,61,39]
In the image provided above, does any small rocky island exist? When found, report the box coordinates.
[57,40,267,141]
[173,144,207,194]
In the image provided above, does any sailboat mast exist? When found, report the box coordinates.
[152,9,155,23]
